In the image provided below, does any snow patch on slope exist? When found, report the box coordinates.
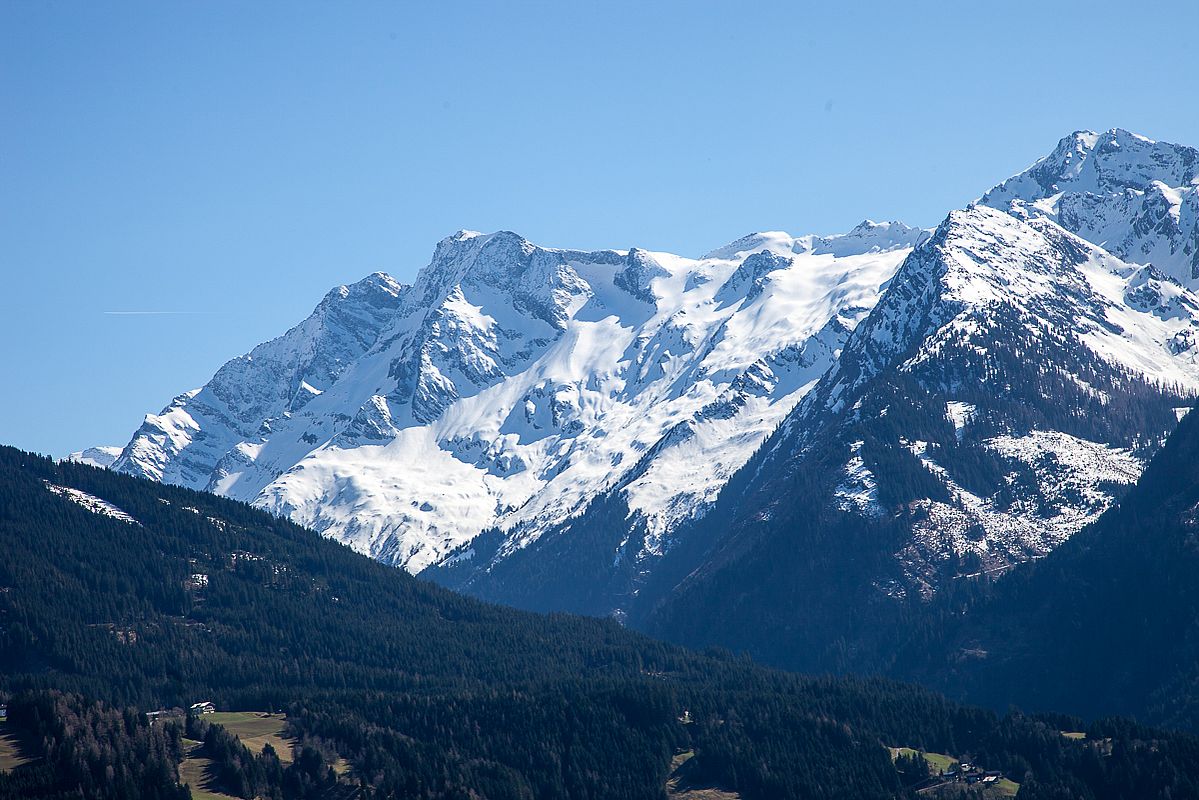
[945,402,975,440]
[44,481,140,525]
[834,440,882,517]
[896,433,1141,596]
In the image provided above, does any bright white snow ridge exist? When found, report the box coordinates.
[110,221,924,572]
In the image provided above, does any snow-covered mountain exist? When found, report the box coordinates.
[106,128,1199,647]
[111,221,924,571]
[612,143,1199,670]
[980,128,1199,286]
[112,271,408,489]
[445,200,1199,622]
[66,446,123,469]
[774,203,1199,591]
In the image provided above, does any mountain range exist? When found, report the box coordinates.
[109,216,927,573]
[95,128,1199,671]
[20,127,1199,799]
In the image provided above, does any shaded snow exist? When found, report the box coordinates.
[945,402,975,440]
[833,440,882,517]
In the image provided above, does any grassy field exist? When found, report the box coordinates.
[179,737,239,800]
[0,721,36,772]
[994,777,1021,796]
[179,712,293,798]
[890,746,959,774]
[205,711,293,764]
[1061,731,1087,740]
[923,751,959,774]
[182,712,352,790]
[665,750,741,799]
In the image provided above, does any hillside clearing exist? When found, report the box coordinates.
[179,737,239,800]
[0,722,36,772]
[206,711,292,764]
[890,746,959,774]
[666,750,742,799]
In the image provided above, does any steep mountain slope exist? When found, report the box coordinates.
[629,202,1199,670]
[899,400,1199,731]
[788,204,1199,591]
[111,223,923,571]
[8,444,1180,800]
[112,271,409,488]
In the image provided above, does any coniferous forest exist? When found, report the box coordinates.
[3,446,1199,799]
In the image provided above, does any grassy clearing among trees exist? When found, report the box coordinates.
[0,723,34,773]
[205,713,292,765]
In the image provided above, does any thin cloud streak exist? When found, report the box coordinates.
[103,310,226,316]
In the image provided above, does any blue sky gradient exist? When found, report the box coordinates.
[3,0,1197,455]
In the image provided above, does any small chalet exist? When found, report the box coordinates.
[189,701,216,715]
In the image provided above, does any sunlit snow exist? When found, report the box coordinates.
[44,482,140,525]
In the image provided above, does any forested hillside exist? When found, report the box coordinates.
[2,446,1198,799]
[898,404,1199,731]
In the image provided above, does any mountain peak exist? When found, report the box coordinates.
[702,231,798,260]
[703,223,925,262]
[65,446,123,469]
[979,128,1199,285]
[811,219,926,256]
[981,128,1199,205]
[415,230,540,297]
[326,271,407,307]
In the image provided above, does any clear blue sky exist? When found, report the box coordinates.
[3,0,1197,457]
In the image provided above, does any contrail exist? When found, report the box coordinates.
[103,310,225,315]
